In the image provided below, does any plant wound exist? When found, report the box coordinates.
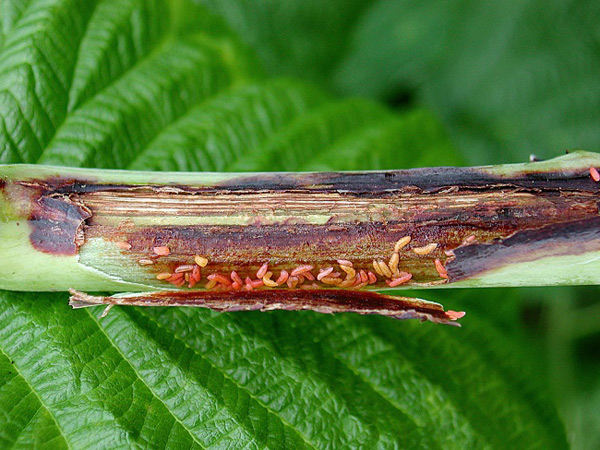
[3,153,600,323]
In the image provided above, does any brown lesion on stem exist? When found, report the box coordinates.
[8,163,600,289]
[68,288,465,325]
[446,217,600,280]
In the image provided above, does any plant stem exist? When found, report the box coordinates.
[2,151,600,322]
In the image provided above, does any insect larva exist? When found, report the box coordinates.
[174,264,195,273]
[116,241,132,250]
[321,276,341,285]
[248,278,264,288]
[231,271,243,286]
[590,167,600,182]
[339,277,356,288]
[287,276,299,289]
[412,243,437,255]
[205,279,217,290]
[188,267,199,288]
[317,267,334,280]
[276,270,289,285]
[386,272,412,287]
[303,271,315,281]
[153,246,170,256]
[262,271,278,287]
[434,259,448,279]
[194,255,209,267]
[231,281,242,290]
[191,265,201,282]
[367,271,377,284]
[377,260,392,278]
[156,273,172,280]
[138,259,154,265]
[166,273,184,282]
[359,270,368,283]
[256,262,269,279]
[388,252,400,276]
[291,265,314,276]
[207,273,231,286]
[372,260,384,277]
[337,259,353,267]
[394,236,411,252]
[340,264,356,279]
[446,310,466,320]
[462,235,476,245]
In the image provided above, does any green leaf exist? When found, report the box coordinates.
[0,0,567,448]
[334,0,600,164]
[197,0,374,88]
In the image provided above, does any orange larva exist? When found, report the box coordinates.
[172,279,185,287]
[367,271,377,284]
[153,246,170,256]
[249,279,264,288]
[303,271,315,281]
[256,262,269,279]
[317,267,334,280]
[191,265,201,282]
[276,270,289,285]
[590,167,600,182]
[386,272,412,287]
[291,264,314,276]
[446,310,466,320]
[287,276,299,289]
[434,259,449,279]
[230,271,243,286]
[337,259,353,267]
[166,273,184,282]
[359,270,368,283]
[207,273,231,286]
[156,273,172,280]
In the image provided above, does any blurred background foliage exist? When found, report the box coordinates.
[199,0,600,447]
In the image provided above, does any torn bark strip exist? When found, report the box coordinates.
[68,288,463,326]
[1,151,600,322]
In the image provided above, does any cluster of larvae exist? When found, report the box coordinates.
[116,235,453,291]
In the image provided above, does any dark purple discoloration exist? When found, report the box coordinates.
[40,166,600,198]
[446,217,600,280]
[216,167,599,195]
[29,195,91,255]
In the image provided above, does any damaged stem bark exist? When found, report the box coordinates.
[2,151,600,324]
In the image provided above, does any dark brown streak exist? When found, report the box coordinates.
[68,288,461,326]
[447,217,600,280]
[39,166,599,197]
